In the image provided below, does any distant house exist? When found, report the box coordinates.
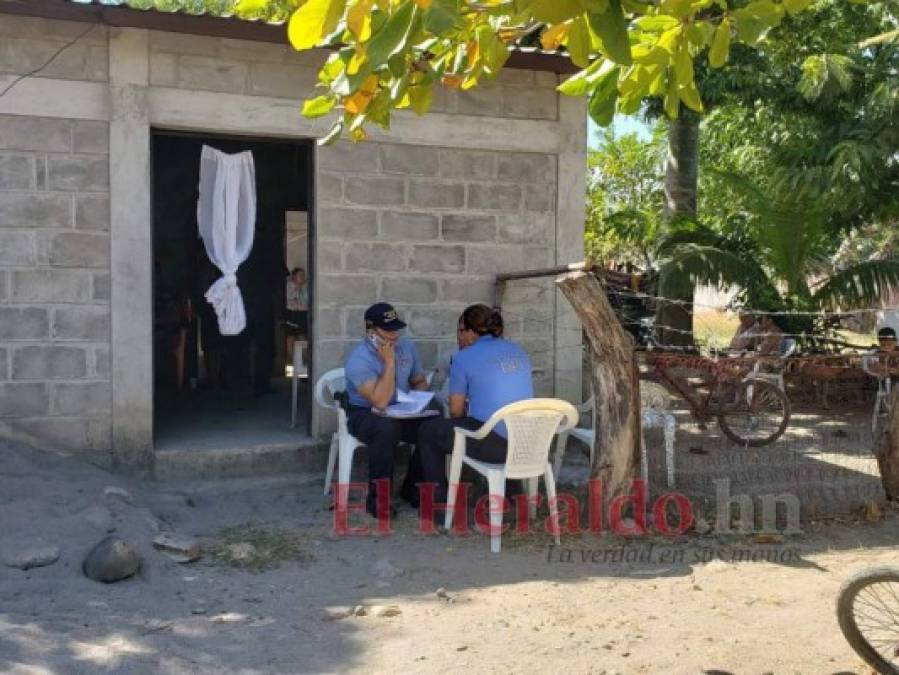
[0,0,586,474]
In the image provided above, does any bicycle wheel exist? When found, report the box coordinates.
[716,379,790,447]
[837,567,899,674]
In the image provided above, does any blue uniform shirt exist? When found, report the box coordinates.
[449,335,533,437]
[344,336,424,408]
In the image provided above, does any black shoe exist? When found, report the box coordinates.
[366,498,397,519]
[399,484,420,509]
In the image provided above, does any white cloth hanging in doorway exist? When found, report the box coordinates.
[197,145,256,336]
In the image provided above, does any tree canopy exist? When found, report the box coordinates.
[233,0,815,142]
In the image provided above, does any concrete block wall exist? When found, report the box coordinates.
[315,142,559,395]
[0,114,111,460]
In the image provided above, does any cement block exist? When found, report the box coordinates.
[0,307,49,340]
[497,153,556,184]
[535,71,559,87]
[48,155,109,192]
[316,340,356,371]
[248,62,317,98]
[221,38,289,63]
[318,172,343,204]
[318,207,378,240]
[380,211,439,241]
[316,308,344,337]
[466,184,522,211]
[438,149,495,180]
[49,232,110,268]
[72,120,109,154]
[409,245,466,273]
[408,309,461,338]
[345,176,406,206]
[35,156,46,190]
[53,306,110,340]
[454,83,503,116]
[524,183,556,212]
[12,346,87,380]
[150,31,221,57]
[380,144,439,176]
[0,115,71,152]
[93,273,111,302]
[0,192,71,228]
[75,194,110,231]
[317,274,379,306]
[318,142,380,174]
[381,277,438,304]
[440,277,494,303]
[525,245,555,267]
[0,383,49,418]
[0,230,34,265]
[441,214,496,242]
[10,269,92,303]
[317,240,343,271]
[0,154,34,189]
[0,270,6,302]
[149,52,178,86]
[408,180,464,209]
[344,242,407,272]
[4,417,107,452]
[415,340,439,370]
[496,213,553,244]
[53,381,112,415]
[497,68,535,86]
[503,87,557,120]
[0,348,6,380]
[467,245,524,274]
[177,55,248,93]
[94,346,110,378]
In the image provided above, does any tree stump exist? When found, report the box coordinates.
[556,271,641,512]
[876,390,899,500]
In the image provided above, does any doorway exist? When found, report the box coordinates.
[150,130,314,452]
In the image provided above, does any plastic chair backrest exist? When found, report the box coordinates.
[481,399,577,479]
[314,368,346,412]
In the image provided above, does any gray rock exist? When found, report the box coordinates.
[83,537,141,583]
[153,533,201,563]
[369,558,403,579]
[4,543,60,570]
[103,486,133,504]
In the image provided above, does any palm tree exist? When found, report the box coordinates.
[655,172,899,338]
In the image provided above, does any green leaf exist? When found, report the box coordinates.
[678,79,703,112]
[288,0,347,51]
[582,0,609,12]
[234,0,269,17]
[664,74,680,118]
[302,95,337,118]
[409,84,433,114]
[529,0,582,24]
[634,15,680,32]
[558,57,612,96]
[568,16,593,69]
[708,18,730,68]
[673,43,693,86]
[587,0,632,65]
[732,0,784,45]
[783,0,812,15]
[587,66,620,126]
[318,120,344,146]
[366,1,417,68]
[424,0,458,35]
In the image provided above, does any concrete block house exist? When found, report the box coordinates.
[0,0,586,477]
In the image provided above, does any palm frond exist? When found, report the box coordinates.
[657,244,775,304]
[797,54,856,102]
[812,259,899,310]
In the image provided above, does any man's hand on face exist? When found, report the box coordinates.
[377,338,395,365]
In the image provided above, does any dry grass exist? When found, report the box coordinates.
[693,310,740,354]
[206,522,317,572]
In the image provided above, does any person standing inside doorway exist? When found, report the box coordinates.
[285,267,308,364]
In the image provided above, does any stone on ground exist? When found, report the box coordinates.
[152,533,201,563]
[3,542,60,570]
[83,536,141,583]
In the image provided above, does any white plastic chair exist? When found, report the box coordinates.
[862,354,893,433]
[553,381,677,490]
[290,339,309,428]
[444,399,578,554]
[749,337,797,392]
[315,368,364,498]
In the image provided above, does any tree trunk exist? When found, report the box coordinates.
[876,390,899,500]
[657,110,700,348]
[556,271,641,512]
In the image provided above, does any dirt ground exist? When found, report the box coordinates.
[2,439,898,675]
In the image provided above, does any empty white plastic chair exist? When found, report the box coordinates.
[444,399,578,554]
[315,368,364,498]
[862,354,893,433]
[553,381,677,490]
[749,337,797,392]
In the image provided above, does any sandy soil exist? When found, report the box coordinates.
[1,439,897,675]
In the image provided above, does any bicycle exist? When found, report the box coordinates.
[837,566,899,674]
[643,350,791,447]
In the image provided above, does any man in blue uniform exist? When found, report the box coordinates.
[344,302,433,517]
[417,304,534,504]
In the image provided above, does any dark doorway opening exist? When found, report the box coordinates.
[151,130,314,452]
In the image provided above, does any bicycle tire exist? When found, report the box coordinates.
[836,566,899,674]
[717,379,790,447]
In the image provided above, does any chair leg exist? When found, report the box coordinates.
[290,364,298,429]
[486,469,506,554]
[543,466,561,546]
[640,429,649,495]
[337,438,356,509]
[444,443,464,531]
[664,417,676,488]
[323,433,338,496]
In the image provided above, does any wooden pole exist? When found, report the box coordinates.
[556,270,641,513]
[877,390,899,500]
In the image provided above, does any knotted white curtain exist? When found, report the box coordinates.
[197,145,256,336]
